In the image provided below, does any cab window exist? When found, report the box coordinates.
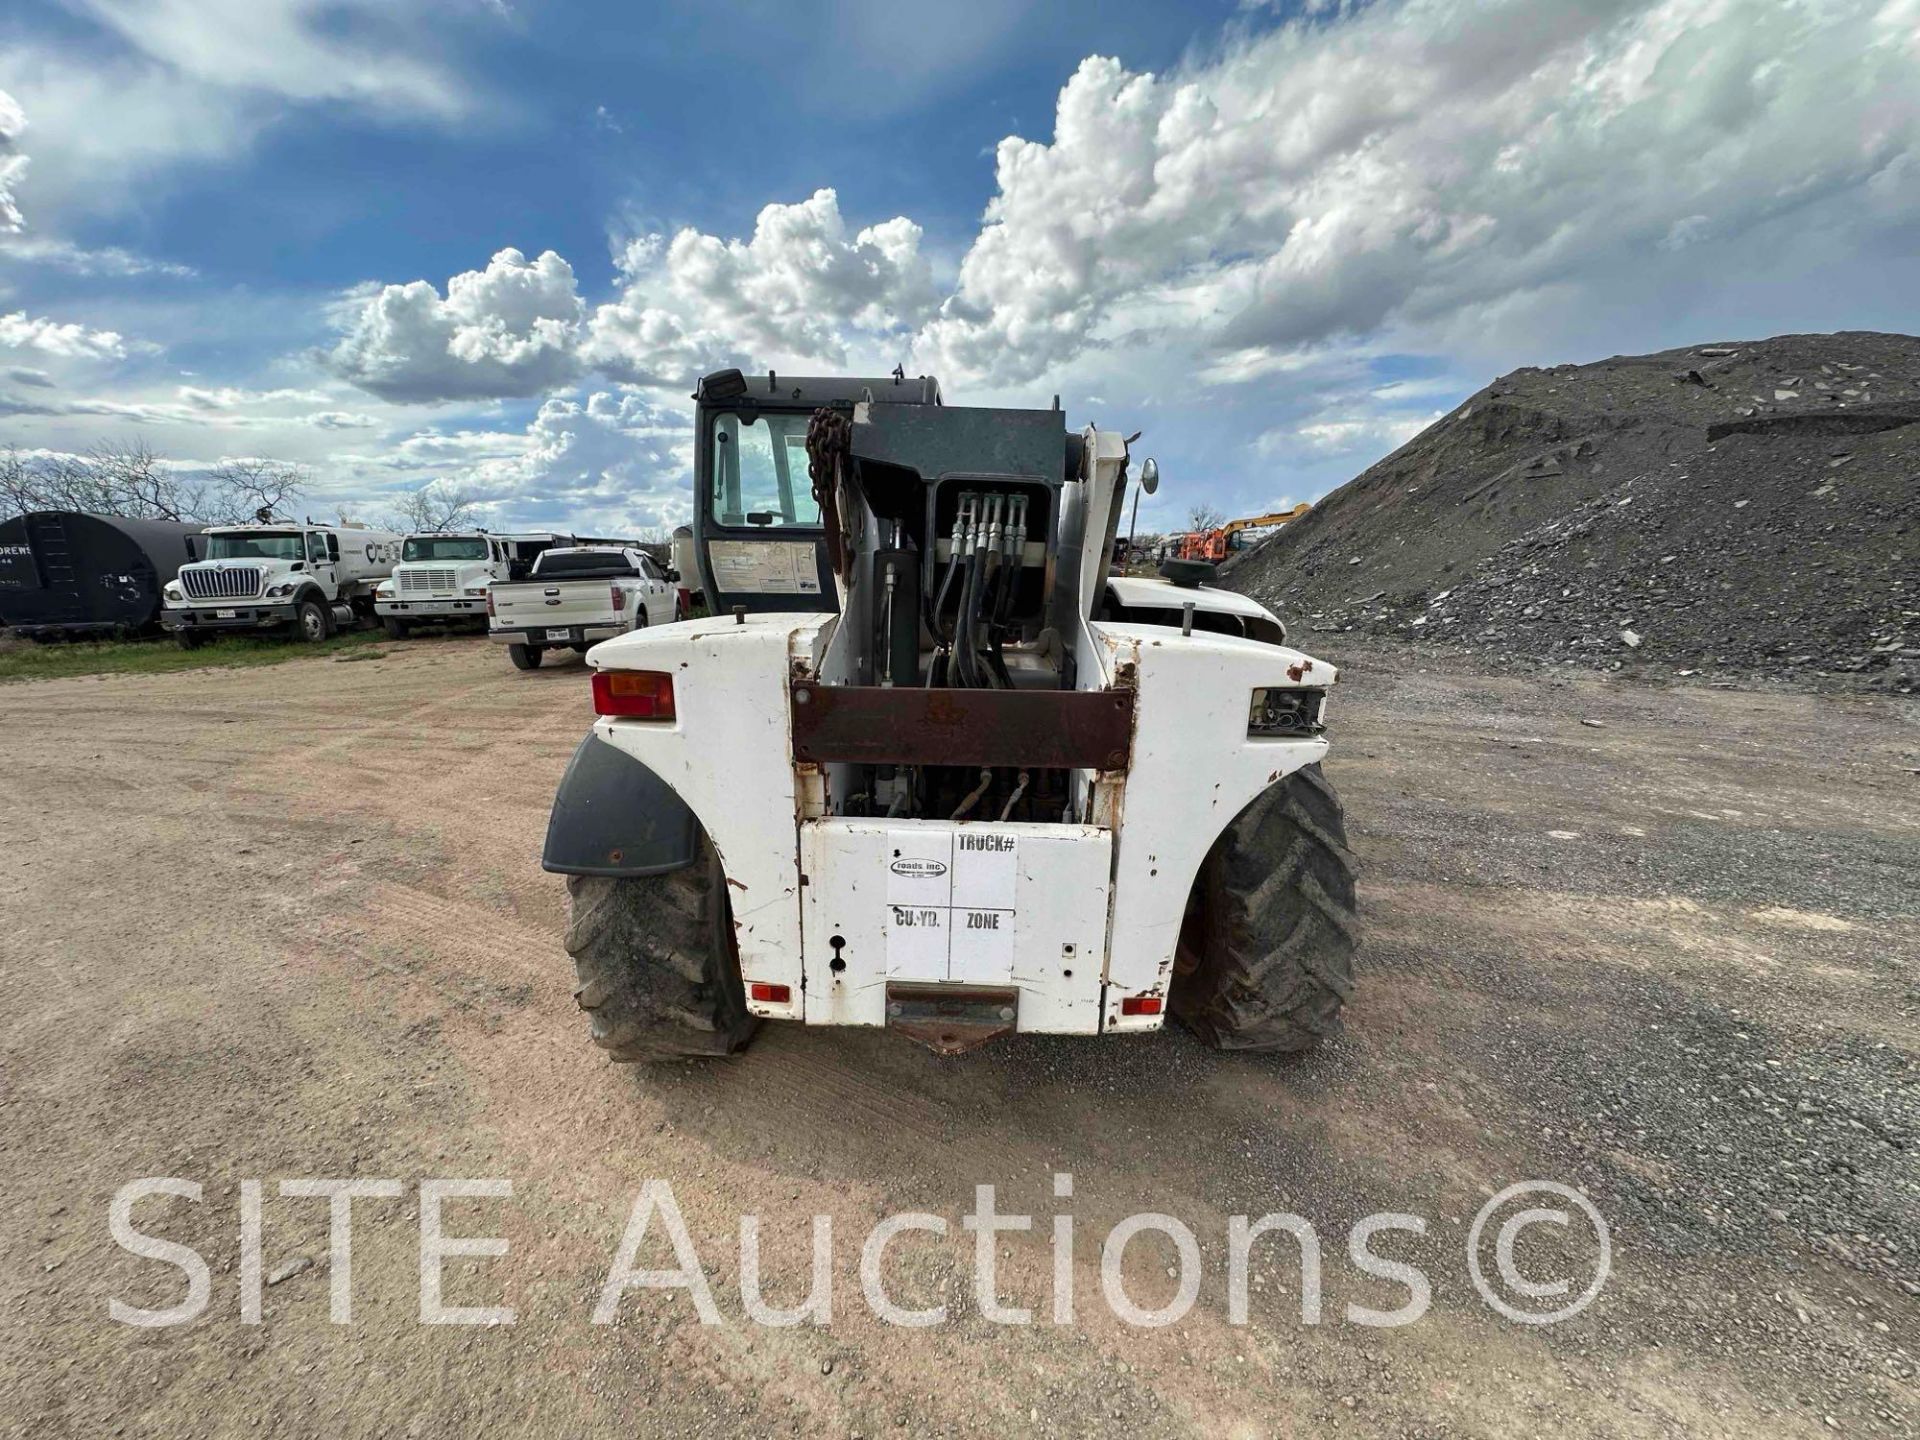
[709,411,821,529]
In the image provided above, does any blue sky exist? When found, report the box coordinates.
[2,0,1916,537]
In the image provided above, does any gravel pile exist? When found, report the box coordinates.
[1229,331,1919,692]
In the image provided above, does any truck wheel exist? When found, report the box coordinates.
[507,643,542,670]
[174,630,204,651]
[296,598,331,643]
[1170,762,1357,1053]
[382,616,408,640]
[565,835,759,1062]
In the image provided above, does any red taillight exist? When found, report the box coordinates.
[592,669,676,719]
[1121,995,1163,1016]
[749,982,790,1003]
[485,588,495,618]
[610,581,622,612]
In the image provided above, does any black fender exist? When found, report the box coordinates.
[541,732,697,877]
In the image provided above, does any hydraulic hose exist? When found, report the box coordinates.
[951,768,993,821]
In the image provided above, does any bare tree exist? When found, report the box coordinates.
[206,457,307,524]
[0,438,309,526]
[1187,503,1226,532]
[90,438,189,520]
[0,445,35,518]
[391,480,483,534]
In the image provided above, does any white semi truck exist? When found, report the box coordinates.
[160,520,402,647]
[374,531,567,638]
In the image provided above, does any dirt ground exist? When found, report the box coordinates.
[2,636,1914,1438]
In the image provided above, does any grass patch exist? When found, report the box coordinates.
[0,628,390,682]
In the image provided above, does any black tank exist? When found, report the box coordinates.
[0,511,205,637]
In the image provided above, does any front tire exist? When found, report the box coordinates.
[382,616,409,639]
[1170,762,1358,1052]
[565,834,759,1062]
[507,642,542,670]
[173,630,204,651]
[295,597,331,643]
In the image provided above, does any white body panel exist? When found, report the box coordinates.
[585,592,1332,1037]
[590,614,828,1017]
[1081,621,1330,1030]
[800,818,1110,1032]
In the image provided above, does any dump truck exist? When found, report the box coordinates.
[541,370,1355,1058]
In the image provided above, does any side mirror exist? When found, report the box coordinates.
[665,568,681,583]
[1139,458,1159,495]
[326,535,340,562]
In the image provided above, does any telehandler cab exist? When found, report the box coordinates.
[542,369,1356,1057]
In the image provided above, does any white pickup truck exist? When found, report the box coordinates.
[487,546,677,670]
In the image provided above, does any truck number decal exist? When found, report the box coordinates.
[884,832,1017,981]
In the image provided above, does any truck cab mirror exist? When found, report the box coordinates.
[665,567,680,584]
[326,534,340,562]
[1139,458,1159,495]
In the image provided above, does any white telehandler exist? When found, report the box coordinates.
[541,370,1356,1057]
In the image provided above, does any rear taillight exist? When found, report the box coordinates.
[485,588,495,618]
[749,982,790,1003]
[1120,994,1163,1016]
[610,581,623,612]
[592,669,675,719]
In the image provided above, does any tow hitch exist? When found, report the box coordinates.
[886,983,1019,1055]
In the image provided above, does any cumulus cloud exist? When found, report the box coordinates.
[0,310,131,359]
[331,190,936,403]
[327,1,1918,419]
[915,0,1920,385]
[586,190,937,385]
[0,88,26,233]
[327,248,588,402]
[466,389,695,531]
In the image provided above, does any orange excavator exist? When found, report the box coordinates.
[1176,503,1310,563]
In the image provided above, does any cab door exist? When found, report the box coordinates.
[306,531,339,596]
[637,553,673,626]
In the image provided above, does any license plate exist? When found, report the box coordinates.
[545,627,572,641]
[216,608,236,619]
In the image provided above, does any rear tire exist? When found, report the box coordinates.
[1170,762,1358,1052]
[565,835,759,1062]
[382,616,408,639]
[296,597,331,643]
[507,643,542,670]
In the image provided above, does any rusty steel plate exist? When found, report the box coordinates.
[790,681,1134,771]
[886,983,1020,1055]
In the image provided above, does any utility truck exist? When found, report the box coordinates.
[375,531,566,637]
[488,545,677,670]
[161,519,402,646]
[542,370,1357,1060]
